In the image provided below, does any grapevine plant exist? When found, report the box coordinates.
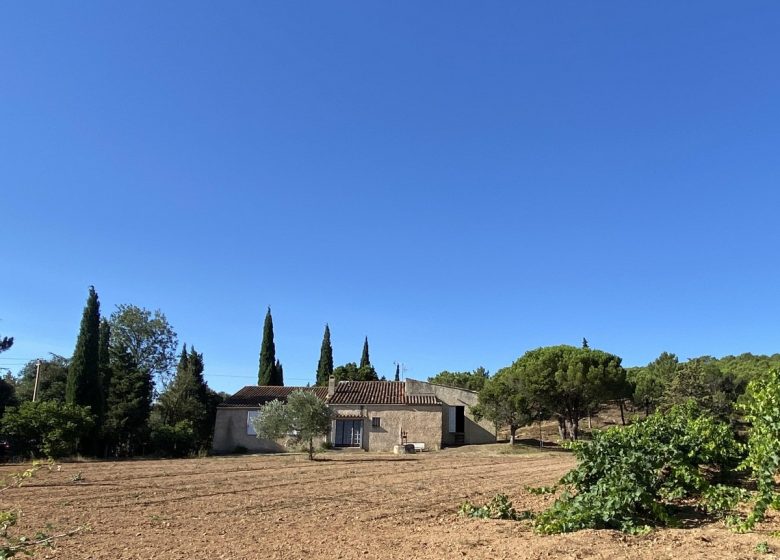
[533,402,741,534]
[731,369,780,531]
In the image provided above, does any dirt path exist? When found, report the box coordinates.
[1,448,778,559]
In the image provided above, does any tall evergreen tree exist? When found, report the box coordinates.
[98,319,111,417]
[104,342,153,456]
[360,336,370,368]
[66,286,103,425]
[272,359,284,386]
[394,363,400,382]
[157,345,213,448]
[258,307,278,385]
[316,324,334,386]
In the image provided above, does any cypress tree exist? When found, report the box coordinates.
[104,342,152,456]
[316,324,334,386]
[98,318,111,413]
[258,307,277,385]
[66,286,103,423]
[394,363,400,382]
[360,336,370,369]
[272,359,284,386]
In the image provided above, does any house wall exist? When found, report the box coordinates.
[211,407,286,454]
[329,404,442,452]
[405,380,496,446]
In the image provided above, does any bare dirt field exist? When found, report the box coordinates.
[2,446,779,559]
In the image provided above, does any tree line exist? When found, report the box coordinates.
[0,287,225,458]
[428,343,776,442]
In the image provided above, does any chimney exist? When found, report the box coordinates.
[328,375,336,398]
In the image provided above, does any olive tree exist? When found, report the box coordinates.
[252,390,331,460]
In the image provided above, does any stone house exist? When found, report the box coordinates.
[211,385,328,454]
[211,379,495,454]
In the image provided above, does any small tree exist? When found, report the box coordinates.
[252,390,331,460]
[474,368,537,444]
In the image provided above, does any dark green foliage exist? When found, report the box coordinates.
[332,362,378,382]
[97,319,111,409]
[629,352,678,415]
[258,308,283,385]
[498,345,627,440]
[0,374,17,417]
[315,324,334,386]
[148,419,197,457]
[109,304,178,392]
[360,337,370,369]
[629,352,773,415]
[156,345,213,450]
[428,367,489,392]
[14,356,69,403]
[103,343,153,457]
[661,357,742,419]
[582,338,589,349]
[534,403,741,534]
[0,335,12,353]
[474,368,538,443]
[714,353,780,385]
[394,363,400,382]
[459,494,532,520]
[0,401,95,458]
[66,286,103,424]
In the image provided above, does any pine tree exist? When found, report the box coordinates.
[394,363,400,382]
[104,342,152,456]
[258,307,277,385]
[360,337,370,368]
[0,335,12,353]
[582,337,589,349]
[66,286,103,425]
[316,324,334,386]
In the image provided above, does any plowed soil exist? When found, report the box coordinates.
[2,446,778,559]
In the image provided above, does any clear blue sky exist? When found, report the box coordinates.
[2,2,779,394]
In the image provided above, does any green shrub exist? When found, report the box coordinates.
[459,494,532,520]
[0,401,94,459]
[149,420,197,457]
[534,402,741,534]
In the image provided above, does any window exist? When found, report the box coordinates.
[247,410,260,436]
[371,417,381,429]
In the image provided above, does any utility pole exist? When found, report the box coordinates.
[32,359,41,402]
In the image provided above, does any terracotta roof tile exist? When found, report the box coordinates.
[328,381,439,405]
[220,386,328,407]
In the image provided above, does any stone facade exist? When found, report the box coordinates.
[329,404,443,452]
[211,379,496,454]
[211,407,286,454]
[405,380,496,446]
